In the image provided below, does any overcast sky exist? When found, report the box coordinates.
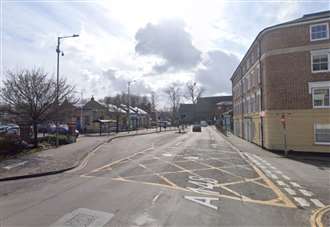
[1,0,329,107]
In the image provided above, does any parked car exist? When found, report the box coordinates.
[200,121,208,127]
[0,124,20,135]
[192,124,202,132]
[48,124,69,134]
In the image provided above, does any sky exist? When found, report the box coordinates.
[1,0,329,107]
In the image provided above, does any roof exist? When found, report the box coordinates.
[83,97,107,110]
[197,96,232,105]
[230,10,330,81]
[108,104,126,113]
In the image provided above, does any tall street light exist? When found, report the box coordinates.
[55,34,79,147]
[127,80,136,131]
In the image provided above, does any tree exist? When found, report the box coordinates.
[184,81,204,123]
[0,68,77,147]
[164,83,182,124]
[185,81,204,104]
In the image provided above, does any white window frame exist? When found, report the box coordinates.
[310,23,329,41]
[311,49,330,73]
[312,87,330,108]
[309,81,330,108]
[314,123,330,145]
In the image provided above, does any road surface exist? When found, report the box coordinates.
[0,127,328,226]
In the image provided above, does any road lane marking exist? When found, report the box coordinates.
[299,189,313,197]
[290,182,302,188]
[152,191,163,204]
[3,161,28,170]
[294,197,310,207]
[282,175,291,180]
[90,146,153,173]
[162,153,172,157]
[269,174,279,180]
[284,187,296,195]
[310,199,325,208]
[276,180,288,187]
[275,170,283,174]
[310,205,330,227]
[184,196,219,210]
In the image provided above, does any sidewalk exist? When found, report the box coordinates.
[218,129,330,211]
[0,128,176,181]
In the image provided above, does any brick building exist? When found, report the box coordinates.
[231,11,330,153]
[178,96,232,124]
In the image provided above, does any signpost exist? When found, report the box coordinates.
[281,114,288,157]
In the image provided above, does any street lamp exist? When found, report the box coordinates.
[55,34,79,147]
[127,80,136,132]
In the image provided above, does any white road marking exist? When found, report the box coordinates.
[270,166,277,170]
[310,199,325,208]
[284,187,296,195]
[294,197,310,207]
[290,182,302,188]
[299,189,313,197]
[162,153,172,157]
[152,191,163,204]
[3,161,28,170]
[275,170,283,174]
[282,175,291,180]
[184,156,199,160]
[50,208,114,227]
[189,180,216,190]
[188,176,218,184]
[184,196,218,210]
[270,174,278,179]
[276,180,288,187]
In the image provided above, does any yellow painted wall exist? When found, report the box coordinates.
[263,109,330,153]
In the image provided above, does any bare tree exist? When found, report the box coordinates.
[164,83,182,124]
[185,81,204,104]
[0,68,77,147]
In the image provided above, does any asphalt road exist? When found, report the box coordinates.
[0,127,327,226]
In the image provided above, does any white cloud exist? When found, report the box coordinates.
[2,0,327,108]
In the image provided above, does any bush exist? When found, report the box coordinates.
[47,134,70,145]
[0,134,28,155]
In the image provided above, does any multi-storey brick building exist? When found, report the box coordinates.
[231,11,330,153]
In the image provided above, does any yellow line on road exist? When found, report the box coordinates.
[310,205,330,227]
[252,165,296,208]
[215,177,262,187]
[90,146,153,173]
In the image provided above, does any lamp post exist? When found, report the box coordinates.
[55,34,79,147]
[127,80,136,132]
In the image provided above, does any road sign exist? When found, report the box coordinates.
[260,111,265,117]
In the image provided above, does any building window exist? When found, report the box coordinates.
[314,124,330,145]
[310,23,329,41]
[311,50,330,73]
[312,88,330,107]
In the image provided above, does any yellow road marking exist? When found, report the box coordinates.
[310,205,330,227]
[86,128,297,209]
[90,147,153,173]
[214,177,262,187]
[250,162,296,208]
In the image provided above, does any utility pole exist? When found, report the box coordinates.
[55,34,79,147]
[127,80,135,132]
[80,90,83,133]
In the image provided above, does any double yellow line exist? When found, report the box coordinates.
[310,205,330,227]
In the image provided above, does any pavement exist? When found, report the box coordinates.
[0,127,177,181]
[0,126,329,226]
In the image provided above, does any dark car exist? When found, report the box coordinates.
[192,124,202,132]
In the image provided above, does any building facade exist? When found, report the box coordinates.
[231,11,330,153]
[178,96,232,124]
